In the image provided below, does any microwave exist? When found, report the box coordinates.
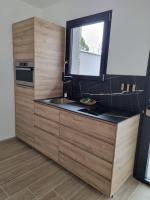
[15,61,34,87]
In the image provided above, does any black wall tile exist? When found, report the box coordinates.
[64,74,146,113]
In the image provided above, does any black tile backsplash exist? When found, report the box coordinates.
[64,75,146,113]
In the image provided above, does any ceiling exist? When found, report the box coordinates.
[22,0,61,8]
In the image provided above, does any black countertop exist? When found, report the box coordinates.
[34,98,139,124]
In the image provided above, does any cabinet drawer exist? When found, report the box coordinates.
[60,125,114,163]
[35,103,59,122]
[59,139,112,180]
[59,153,111,196]
[60,111,116,144]
[16,105,34,124]
[15,86,34,110]
[34,115,59,137]
[35,128,59,162]
[16,125,35,147]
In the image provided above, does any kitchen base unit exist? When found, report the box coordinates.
[17,102,141,197]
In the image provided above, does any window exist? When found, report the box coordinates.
[65,10,112,80]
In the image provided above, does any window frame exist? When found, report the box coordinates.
[65,10,112,81]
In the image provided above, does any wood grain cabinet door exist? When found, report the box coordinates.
[60,125,114,163]
[59,153,111,196]
[59,139,113,180]
[15,86,35,146]
[34,115,60,137]
[12,18,34,60]
[34,128,59,162]
[34,103,60,123]
[60,111,117,145]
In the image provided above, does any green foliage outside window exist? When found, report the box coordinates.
[80,37,89,51]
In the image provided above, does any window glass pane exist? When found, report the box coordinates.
[70,22,104,76]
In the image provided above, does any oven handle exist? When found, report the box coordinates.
[16,67,33,71]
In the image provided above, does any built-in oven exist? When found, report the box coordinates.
[15,60,34,87]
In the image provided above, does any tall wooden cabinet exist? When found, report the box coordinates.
[13,17,65,145]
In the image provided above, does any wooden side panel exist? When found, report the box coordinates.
[59,153,111,196]
[34,128,59,162]
[15,86,35,146]
[12,18,34,60]
[111,115,140,196]
[34,17,65,99]
[59,139,112,180]
[60,125,114,163]
[60,110,117,145]
[34,103,60,122]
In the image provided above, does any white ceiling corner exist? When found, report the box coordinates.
[21,0,61,8]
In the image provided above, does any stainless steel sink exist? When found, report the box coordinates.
[42,98,74,105]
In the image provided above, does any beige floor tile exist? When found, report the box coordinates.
[0,187,7,200]
[39,191,62,200]
[0,145,29,162]
[29,169,72,199]
[3,162,60,196]
[0,138,149,200]
[0,154,48,185]
[70,185,102,200]
[6,189,35,200]
[129,184,150,200]
[55,176,86,200]
[100,177,139,200]
[0,139,25,152]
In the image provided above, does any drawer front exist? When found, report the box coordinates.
[15,86,34,111]
[35,103,60,122]
[16,97,34,111]
[15,85,34,99]
[35,128,59,162]
[60,125,114,163]
[34,115,60,137]
[16,125,35,147]
[60,111,116,144]
[59,153,111,196]
[59,139,112,180]
[16,105,34,125]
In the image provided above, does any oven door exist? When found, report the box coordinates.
[16,67,34,87]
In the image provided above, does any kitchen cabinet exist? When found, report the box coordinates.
[34,115,60,137]
[13,17,65,99]
[60,110,116,145]
[34,127,59,162]
[33,103,140,197]
[13,17,65,148]
[15,86,35,146]
[59,125,114,163]
[34,103,60,122]
[12,18,34,60]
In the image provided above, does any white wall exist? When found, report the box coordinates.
[0,0,42,141]
[1,0,150,141]
[43,0,150,76]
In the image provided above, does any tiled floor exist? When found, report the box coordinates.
[0,138,150,200]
